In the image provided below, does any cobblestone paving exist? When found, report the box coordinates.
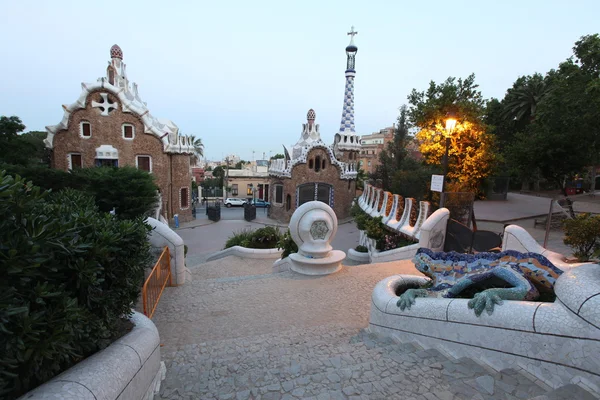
[153,257,591,400]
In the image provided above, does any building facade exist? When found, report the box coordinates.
[268,28,361,222]
[225,163,270,202]
[358,127,394,174]
[45,45,195,222]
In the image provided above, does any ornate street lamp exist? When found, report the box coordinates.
[440,111,457,208]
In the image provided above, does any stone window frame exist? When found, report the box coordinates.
[231,184,238,196]
[67,152,83,170]
[79,121,92,139]
[136,155,152,173]
[274,184,284,205]
[122,124,135,140]
[180,187,190,210]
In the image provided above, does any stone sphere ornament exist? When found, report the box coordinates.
[287,201,345,275]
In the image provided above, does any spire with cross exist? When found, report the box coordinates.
[338,27,359,137]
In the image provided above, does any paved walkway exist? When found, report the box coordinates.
[152,258,590,399]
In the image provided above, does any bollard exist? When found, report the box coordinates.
[174,214,179,228]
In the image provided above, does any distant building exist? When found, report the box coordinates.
[44,45,194,222]
[268,28,361,222]
[226,162,270,201]
[358,127,394,174]
[191,167,205,183]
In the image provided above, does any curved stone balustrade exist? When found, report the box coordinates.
[370,263,600,393]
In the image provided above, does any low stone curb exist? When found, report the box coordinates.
[206,246,283,262]
[346,248,370,263]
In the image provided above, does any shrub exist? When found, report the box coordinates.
[224,229,255,249]
[0,171,151,398]
[355,245,368,253]
[351,202,369,230]
[277,229,299,258]
[365,216,386,243]
[72,166,158,220]
[224,227,282,250]
[0,164,158,220]
[563,213,600,261]
[247,226,281,249]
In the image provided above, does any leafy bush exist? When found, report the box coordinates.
[563,213,600,261]
[277,229,299,258]
[0,164,158,220]
[365,216,386,242]
[224,226,282,250]
[355,245,368,253]
[351,202,369,230]
[72,166,158,220]
[224,229,255,249]
[247,226,281,249]
[0,171,151,398]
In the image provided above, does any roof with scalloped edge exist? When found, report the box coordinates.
[45,46,195,155]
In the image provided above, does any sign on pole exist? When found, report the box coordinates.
[431,175,444,193]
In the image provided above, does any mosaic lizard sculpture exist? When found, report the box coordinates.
[397,248,564,316]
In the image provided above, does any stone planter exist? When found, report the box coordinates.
[206,246,283,262]
[20,312,163,400]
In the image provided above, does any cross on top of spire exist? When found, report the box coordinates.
[347,26,358,38]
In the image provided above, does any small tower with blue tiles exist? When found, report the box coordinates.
[334,27,361,160]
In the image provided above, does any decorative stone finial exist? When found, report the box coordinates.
[110,44,123,60]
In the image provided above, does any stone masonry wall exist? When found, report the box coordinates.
[269,147,356,223]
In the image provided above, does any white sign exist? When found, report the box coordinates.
[431,175,444,192]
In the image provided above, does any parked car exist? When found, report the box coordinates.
[224,198,246,207]
[251,199,271,208]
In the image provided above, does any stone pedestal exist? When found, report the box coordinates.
[288,201,345,275]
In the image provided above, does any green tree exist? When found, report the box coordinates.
[501,73,549,123]
[0,116,44,166]
[270,153,285,160]
[212,166,225,187]
[508,34,600,196]
[187,135,204,166]
[408,74,498,194]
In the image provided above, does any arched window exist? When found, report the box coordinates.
[322,159,326,170]
[308,159,314,169]
[315,156,321,172]
[286,194,291,211]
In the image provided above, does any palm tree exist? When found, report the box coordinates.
[188,135,204,166]
[502,73,549,123]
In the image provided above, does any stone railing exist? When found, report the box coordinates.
[370,262,600,394]
[351,184,443,263]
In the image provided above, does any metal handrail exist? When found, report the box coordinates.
[142,246,172,319]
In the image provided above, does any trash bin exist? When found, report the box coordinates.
[565,187,576,196]
[174,214,179,228]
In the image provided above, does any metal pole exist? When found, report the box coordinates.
[440,136,450,208]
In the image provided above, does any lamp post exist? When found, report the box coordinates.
[440,111,457,208]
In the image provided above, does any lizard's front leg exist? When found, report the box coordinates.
[466,266,539,316]
[397,288,429,310]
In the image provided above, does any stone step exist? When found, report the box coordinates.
[160,339,446,398]
[444,367,551,400]
[528,384,598,400]
[162,324,362,360]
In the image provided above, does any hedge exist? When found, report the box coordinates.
[0,164,158,220]
[0,171,152,399]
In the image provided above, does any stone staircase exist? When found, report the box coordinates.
[157,325,597,400]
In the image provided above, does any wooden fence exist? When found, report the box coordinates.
[142,246,172,318]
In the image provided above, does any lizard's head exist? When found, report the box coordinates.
[412,251,435,279]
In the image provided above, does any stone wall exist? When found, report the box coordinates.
[269,147,355,222]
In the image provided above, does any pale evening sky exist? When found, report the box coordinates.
[1,0,598,162]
